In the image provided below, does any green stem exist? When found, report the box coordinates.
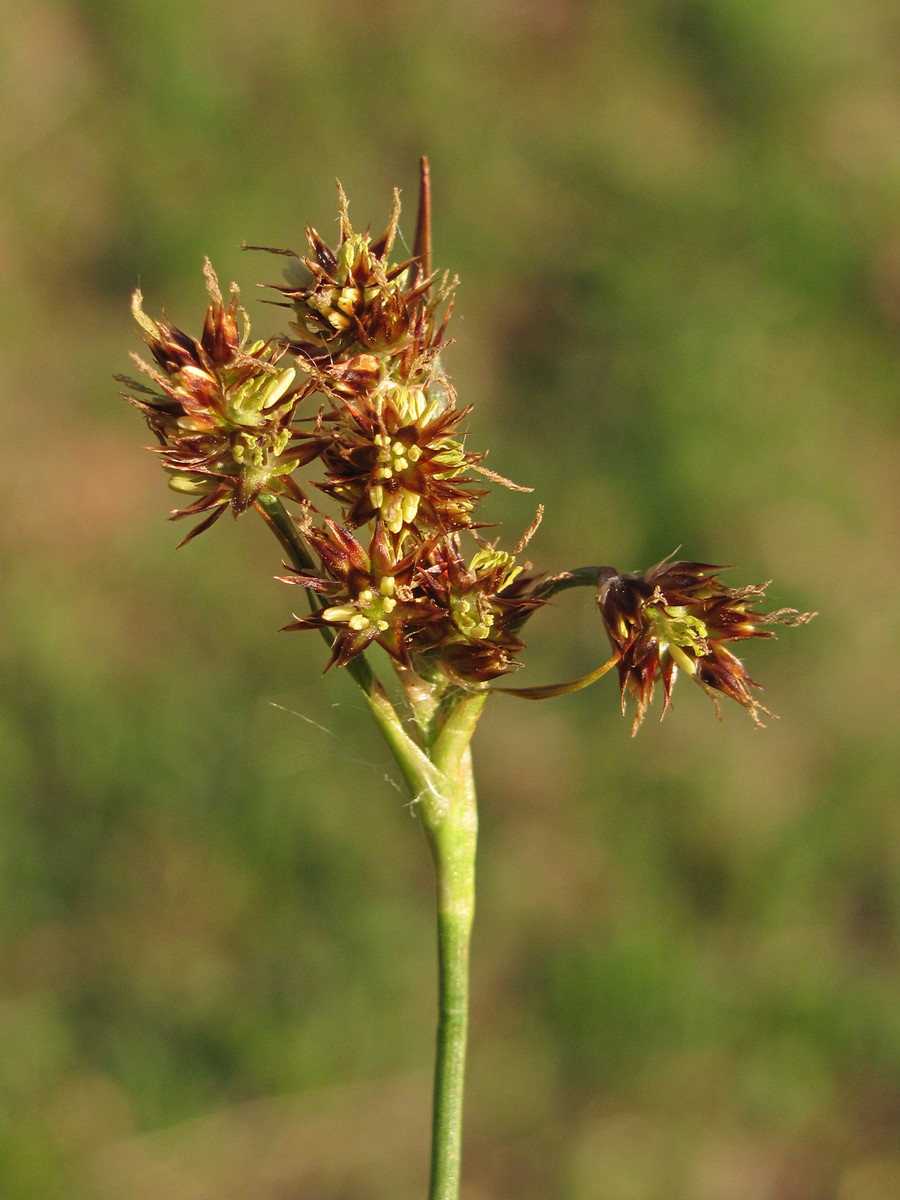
[362,686,446,803]
[421,692,485,1200]
[357,685,486,1200]
[430,851,474,1197]
[253,490,317,573]
[531,564,609,602]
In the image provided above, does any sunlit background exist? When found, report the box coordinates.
[1,2,899,1197]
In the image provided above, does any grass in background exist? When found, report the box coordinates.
[1,1,898,1197]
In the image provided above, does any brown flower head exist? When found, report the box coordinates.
[264,183,449,365]
[280,515,547,683]
[596,558,815,733]
[410,534,547,682]
[119,260,317,542]
[280,516,444,669]
[309,374,485,540]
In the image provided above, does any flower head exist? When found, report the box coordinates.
[118,259,315,542]
[279,515,444,670]
[408,534,547,682]
[596,559,815,733]
[279,514,547,682]
[265,184,449,366]
[309,377,485,540]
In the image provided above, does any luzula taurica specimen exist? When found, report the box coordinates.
[119,159,813,734]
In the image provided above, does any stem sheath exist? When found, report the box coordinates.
[427,742,478,1200]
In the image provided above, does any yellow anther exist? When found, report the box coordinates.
[336,285,360,315]
[385,498,404,534]
[322,604,358,623]
[176,415,209,432]
[168,476,213,495]
[401,492,420,524]
[667,643,699,675]
[450,593,494,640]
[262,367,296,409]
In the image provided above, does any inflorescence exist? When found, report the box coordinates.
[118,161,813,730]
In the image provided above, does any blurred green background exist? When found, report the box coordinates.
[1,1,898,1197]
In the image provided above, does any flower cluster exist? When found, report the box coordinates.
[118,259,314,542]
[121,165,543,685]
[121,164,812,723]
[595,559,814,733]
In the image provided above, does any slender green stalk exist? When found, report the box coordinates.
[361,685,482,1200]
[421,693,485,1200]
[351,674,486,1199]
[352,680,485,1198]
[426,741,478,1200]
[253,491,317,573]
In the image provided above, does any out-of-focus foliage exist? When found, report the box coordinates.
[0,1,897,1197]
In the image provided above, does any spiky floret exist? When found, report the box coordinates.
[409,534,547,682]
[308,375,485,539]
[595,559,815,733]
[119,259,316,542]
[262,183,452,366]
[279,515,445,669]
